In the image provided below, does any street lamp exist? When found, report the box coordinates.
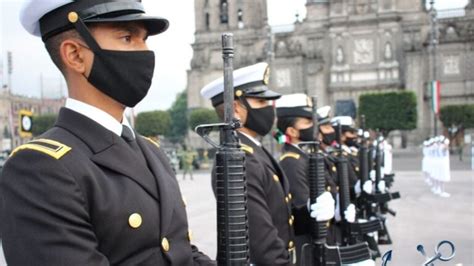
[429,0,439,136]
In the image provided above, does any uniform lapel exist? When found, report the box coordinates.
[55,108,159,201]
[137,137,176,235]
[238,133,290,194]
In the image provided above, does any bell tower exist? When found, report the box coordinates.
[195,0,267,33]
[188,0,270,110]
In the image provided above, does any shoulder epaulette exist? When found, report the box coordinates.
[144,137,160,148]
[279,152,301,161]
[240,143,254,154]
[11,139,71,160]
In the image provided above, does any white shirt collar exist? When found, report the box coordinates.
[65,98,134,138]
[239,131,261,146]
[290,143,304,152]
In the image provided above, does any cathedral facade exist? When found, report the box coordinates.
[187,0,474,146]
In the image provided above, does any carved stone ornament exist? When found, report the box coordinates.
[353,39,374,64]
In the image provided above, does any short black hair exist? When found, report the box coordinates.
[44,29,83,74]
[277,117,297,134]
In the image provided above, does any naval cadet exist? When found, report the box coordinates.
[331,116,373,198]
[275,93,337,266]
[0,1,213,265]
[201,63,334,265]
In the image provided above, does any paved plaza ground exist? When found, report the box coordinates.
[0,150,472,265]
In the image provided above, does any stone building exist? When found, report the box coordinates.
[187,0,474,147]
[0,87,65,151]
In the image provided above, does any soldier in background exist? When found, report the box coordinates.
[331,116,373,199]
[275,93,337,265]
[201,64,334,265]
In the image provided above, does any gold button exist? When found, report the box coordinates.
[162,237,170,252]
[68,12,79,23]
[188,230,193,242]
[288,193,293,200]
[332,166,337,172]
[182,196,187,207]
[285,197,289,203]
[273,175,280,182]
[289,241,294,248]
[235,90,243,97]
[128,213,142,229]
[289,215,294,226]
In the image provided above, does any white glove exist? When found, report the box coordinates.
[377,180,386,192]
[355,180,373,195]
[309,192,335,221]
[369,170,376,181]
[362,180,373,194]
[354,180,361,195]
[344,204,356,223]
[334,194,342,222]
[334,195,356,223]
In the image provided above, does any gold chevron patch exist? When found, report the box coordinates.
[11,139,71,160]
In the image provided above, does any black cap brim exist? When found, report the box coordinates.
[246,89,281,100]
[85,13,169,36]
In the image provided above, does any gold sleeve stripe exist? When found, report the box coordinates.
[11,138,71,160]
[279,152,301,161]
[240,144,254,154]
[144,137,161,148]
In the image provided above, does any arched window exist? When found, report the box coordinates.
[205,12,210,30]
[220,0,229,24]
[237,9,244,29]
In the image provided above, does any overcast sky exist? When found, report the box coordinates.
[0,0,469,113]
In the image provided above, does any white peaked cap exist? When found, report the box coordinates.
[20,0,74,36]
[275,93,312,108]
[331,116,354,127]
[200,62,281,106]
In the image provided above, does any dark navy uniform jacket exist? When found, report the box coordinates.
[212,132,295,265]
[279,143,338,265]
[0,108,214,266]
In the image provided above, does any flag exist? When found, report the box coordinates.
[430,80,440,115]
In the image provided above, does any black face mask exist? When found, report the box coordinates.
[345,137,358,147]
[72,18,155,107]
[298,126,315,142]
[86,49,155,107]
[321,132,336,146]
[243,100,275,136]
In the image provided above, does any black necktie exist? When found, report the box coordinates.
[121,125,135,142]
[121,125,147,163]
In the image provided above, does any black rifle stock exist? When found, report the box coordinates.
[195,33,249,266]
[300,96,327,266]
[334,123,354,245]
[358,116,369,187]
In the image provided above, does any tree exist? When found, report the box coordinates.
[188,108,219,130]
[440,104,474,130]
[32,114,57,136]
[358,91,417,135]
[167,91,188,143]
[135,110,171,137]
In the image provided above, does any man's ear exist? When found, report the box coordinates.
[234,100,247,124]
[59,39,90,76]
[286,127,299,139]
